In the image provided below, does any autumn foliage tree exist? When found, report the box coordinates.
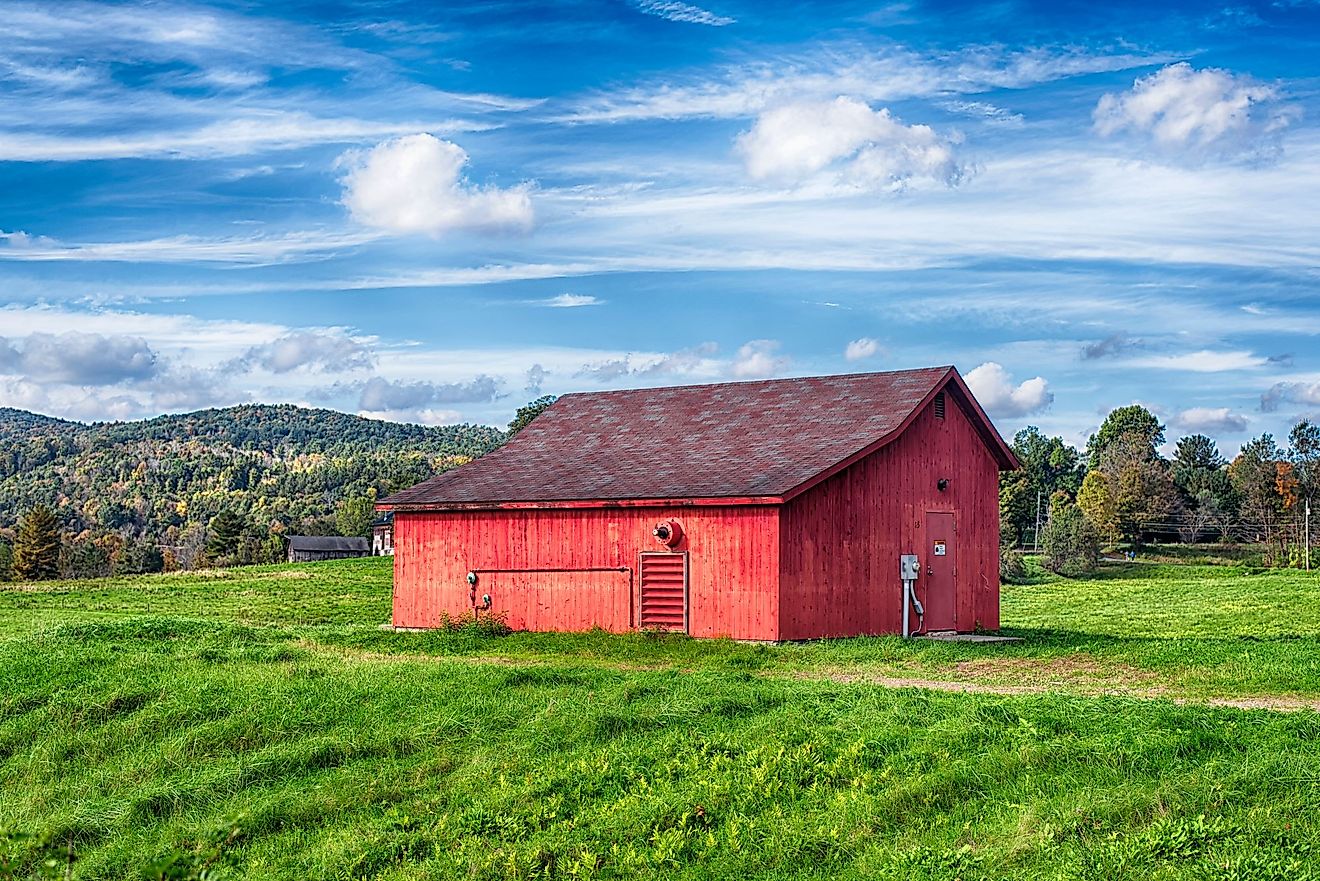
[1077,470,1119,544]
[1088,431,1180,545]
[1230,435,1289,565]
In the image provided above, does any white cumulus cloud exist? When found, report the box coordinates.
[1094,63,1296,160]
[576,342,720,382]
[0,332,160,385]
[735,96,967,190]
[1174,407,1248,433]
[339,133,533,236]
[964,362,1052,417]
[1261,381,1320,412]
[229,331,375,374]
[844,337,881,361]
[730,339,789,379]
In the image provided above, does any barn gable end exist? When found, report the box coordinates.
[777,376,1004,639]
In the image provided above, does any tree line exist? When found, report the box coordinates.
[1001,405,1319,575]
[0,404,506,582]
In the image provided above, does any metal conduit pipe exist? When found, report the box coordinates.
[465,566,636,618]
[900,554,924,638]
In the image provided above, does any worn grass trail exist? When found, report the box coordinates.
[2,557,1320,878]
[5,557,1320,702]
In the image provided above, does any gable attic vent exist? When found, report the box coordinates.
[934,392,946,420]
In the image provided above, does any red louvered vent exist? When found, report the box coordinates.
[639,553,687,631]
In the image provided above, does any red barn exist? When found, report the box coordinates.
[378,366,1019,640]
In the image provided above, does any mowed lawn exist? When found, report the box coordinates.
[2,559,1319,879]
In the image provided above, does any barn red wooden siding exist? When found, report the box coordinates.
[393,505,780,639]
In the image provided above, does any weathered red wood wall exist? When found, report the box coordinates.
[777,385,1001,638]
[393,505,781,640]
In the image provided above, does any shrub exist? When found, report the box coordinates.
[999,548,1027,583]
[1040,504,1101,576]
[113,538,165,575]
[59,538,111,580]
[436,610,513,637]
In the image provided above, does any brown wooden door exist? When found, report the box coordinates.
[638,552,688,632]
[924,512,956,631]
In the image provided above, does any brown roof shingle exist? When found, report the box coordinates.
[381,366,1012,509]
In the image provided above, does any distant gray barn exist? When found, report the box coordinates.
[286,535,370,563]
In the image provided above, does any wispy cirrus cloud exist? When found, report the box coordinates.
[557,43,1175,123]
[0,1,535,164]
[0,113,493,162]
[0,1,367,71]
[0,227,381,265]
[1129,350,1271,372]
[530,294,605,307]
[633,1,734,26]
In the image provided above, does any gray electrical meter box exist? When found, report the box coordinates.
[900,554,920,580]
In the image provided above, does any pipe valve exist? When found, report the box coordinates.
[653,519,684,548]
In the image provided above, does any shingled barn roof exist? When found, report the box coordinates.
[287,535,369,552]
[380,366,1017,510]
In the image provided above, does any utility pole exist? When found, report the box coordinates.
[1033,489,1043,554]
[1307,500,1312,571]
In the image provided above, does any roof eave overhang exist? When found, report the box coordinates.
[378,495,785,513]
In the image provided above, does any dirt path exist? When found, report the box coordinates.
[311,643,1320,712]
[792,670,1320,712]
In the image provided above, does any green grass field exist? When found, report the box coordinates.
[2,558,1319,879]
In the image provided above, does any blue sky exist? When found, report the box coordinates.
[1,0,1319,454]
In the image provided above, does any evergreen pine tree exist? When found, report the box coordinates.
[13,505,61,581]
[206,510,245,558]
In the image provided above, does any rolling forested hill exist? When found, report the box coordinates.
[0,404,504,545]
